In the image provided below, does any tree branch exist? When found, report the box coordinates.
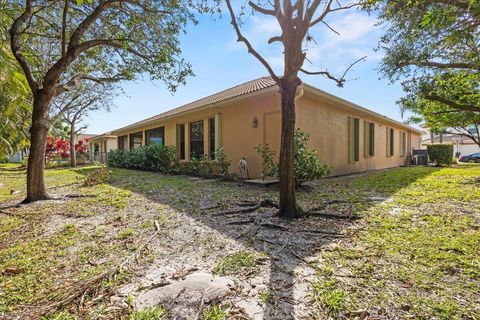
[9,0,38,94]
[399,60,480,70]
[301,56,366,87]
[310,1,360,27]
[61,0,69,58]
[424,94,480,112]
[225,0,280,82]
[248,1,276,15]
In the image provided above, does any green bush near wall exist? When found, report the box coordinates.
[107,144,176,173]
[255,128,331,186]
[107,145,231,178]
[427,144,453,166]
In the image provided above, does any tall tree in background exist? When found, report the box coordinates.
[366,0,479,115]
[1,0,200,202]
[225,0,363,218]
[53,83,115,167]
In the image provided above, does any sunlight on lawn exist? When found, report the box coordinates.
[0,164,478,319]
[312,165,480,319]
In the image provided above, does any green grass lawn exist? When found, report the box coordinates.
[311,165,480,319]
[0,163,479,319]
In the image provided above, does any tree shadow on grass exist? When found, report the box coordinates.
[0,165,97,208]
[110,166,437,319]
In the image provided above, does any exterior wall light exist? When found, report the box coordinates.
[252,117,258,128]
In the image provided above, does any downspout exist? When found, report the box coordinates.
[294,87,304,129]
[295,86,304,103]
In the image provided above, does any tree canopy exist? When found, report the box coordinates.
[366,0,480,114]
[1,0,210,201]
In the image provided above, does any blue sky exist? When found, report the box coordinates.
[85,7,408,134]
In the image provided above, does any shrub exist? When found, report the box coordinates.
[174,160,196,175]
[83,167,112,187]
[294,129,331,186]
[108,145,176,173]
[143,144,176,172]
[124,147,147,169]
[108,149,126,168]
[254,129,331,186]
[173,149,231,178]
[427,144,453,166]
[254,144,278,180]
[213,148,232,176]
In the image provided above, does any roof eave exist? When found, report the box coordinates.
[112,86,279,135]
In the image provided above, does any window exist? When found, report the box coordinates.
[209,118,215,159]
[190,120,204,158]
[177,124,185,160]
[348,116,360,163]
[129,132,143,149]
[400,131,407,157]
[364,121,375,157]
[118,135,127,150]
[146,127,165,145]
[386,128,394,157]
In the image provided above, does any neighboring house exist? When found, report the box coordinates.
[88,132,117,163]
[8,150,28,163]
[77,133,96,144]
[105,77,422,178]
[421,128,480,158]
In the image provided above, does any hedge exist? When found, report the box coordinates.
[427,144,453,166]
[107,145,231,178]
[108,144,176,173]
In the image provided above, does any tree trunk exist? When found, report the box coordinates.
[278,79,303,218]
[70,124,77,167]
[24,94,52,202]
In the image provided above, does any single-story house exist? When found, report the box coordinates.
[104,77,422,177]
[88,132,117,163]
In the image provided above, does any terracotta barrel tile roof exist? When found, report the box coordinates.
[115,77,277,132]
[112,76,422,135]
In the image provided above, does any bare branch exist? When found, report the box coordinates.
[310,1,360,27]
[268,35,283,44]
[321,20,339,35]
[301,56,366,87]
[248,1,275,15]
[225,0,280,82]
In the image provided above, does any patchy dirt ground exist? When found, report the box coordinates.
[1,164,479,320]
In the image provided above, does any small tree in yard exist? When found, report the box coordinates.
[2,0,202,202]
[53,83,116,167]
[226,0,364,218]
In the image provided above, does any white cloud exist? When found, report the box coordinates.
[223,9,383,77]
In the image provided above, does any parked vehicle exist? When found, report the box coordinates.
[458,153,480,163]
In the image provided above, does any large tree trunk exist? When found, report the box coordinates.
[278,79,303,218]
[24,94,52,202]
[70,124,77,167]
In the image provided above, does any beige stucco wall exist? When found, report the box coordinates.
[297,91,421,175]
[113,89,422,178]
